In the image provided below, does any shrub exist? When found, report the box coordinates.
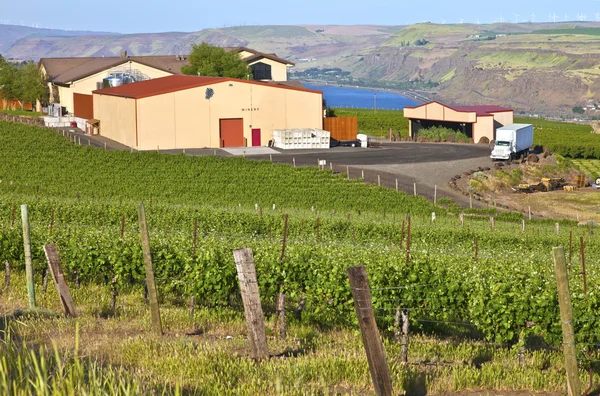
[417,126,470,142]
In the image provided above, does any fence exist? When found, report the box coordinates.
[0,113,44,126]
[323,116,358,141]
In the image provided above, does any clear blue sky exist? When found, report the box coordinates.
[1,0,599,33]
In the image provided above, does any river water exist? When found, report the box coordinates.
[304,83,419,110]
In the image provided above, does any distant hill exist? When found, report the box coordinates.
[0,24,116,55]
[2,22,600,114]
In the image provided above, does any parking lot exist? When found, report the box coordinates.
[248,142,493,207]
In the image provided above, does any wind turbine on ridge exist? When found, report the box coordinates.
[514,13,520,23]
[531,12,536,22]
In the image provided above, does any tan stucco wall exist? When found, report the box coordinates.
[247,58,289,81]
[133,81,322,150]
[404,103,476,123]
[93,94,137,148]
[238,51,256,59]
[57,61,172,114]
[491,111,514,128]
[404,106,426,119]
[473,116,494,143]
[444,108,477,123]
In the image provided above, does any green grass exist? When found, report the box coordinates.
[533,27,600,36]
[571,159,600,178]
[1,269,592,395]
[384,24,478,46]
[469,51,569,69]
[0,109,43,117]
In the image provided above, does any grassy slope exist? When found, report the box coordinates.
[2,121,600,393]
[383,24,478,46]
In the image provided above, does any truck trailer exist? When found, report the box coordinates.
[490,124,534,161]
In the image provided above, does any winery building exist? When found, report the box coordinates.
[92,75,323,150]
[404,101,514,143]
[39,47,294,117]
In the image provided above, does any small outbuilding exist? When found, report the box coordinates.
[92,75,323,150]
[404,101,514,143]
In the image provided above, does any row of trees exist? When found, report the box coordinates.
[0,55,47,110]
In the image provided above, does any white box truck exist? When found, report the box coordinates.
[490,124,534,161]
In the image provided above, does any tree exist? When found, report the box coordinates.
[182,43,249,79]
[0,61,46,110]
[572,106,585,114]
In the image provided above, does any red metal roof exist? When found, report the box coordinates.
[451,105,513,116]
[404,101,513,117]
[92,75,321,99]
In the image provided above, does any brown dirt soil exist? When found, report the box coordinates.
[453,154,600,220]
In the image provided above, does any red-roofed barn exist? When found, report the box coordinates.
[92,75,323,150]
[403,101,514,143]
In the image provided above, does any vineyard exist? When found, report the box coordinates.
[2,121,600,393]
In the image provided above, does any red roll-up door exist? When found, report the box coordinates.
[219,118,244,147]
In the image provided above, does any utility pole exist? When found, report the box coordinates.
[374,92,377,113]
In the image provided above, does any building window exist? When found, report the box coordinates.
[250,62,272,81]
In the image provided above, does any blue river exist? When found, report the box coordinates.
[304,83,419,110]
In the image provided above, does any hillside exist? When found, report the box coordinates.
[0,23,116,54]
[2,22,600,113]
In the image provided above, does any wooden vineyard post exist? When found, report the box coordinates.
[406,216,411,264]
[469,194,473,209]
[434,185,437,206]
[395,179,398,192]
[522,219,525,233]
[459,213,464,227]
[347,266,393,396]
[274,293,286,339]
[569,231,573,264]
[11,204,16,228]
[413,183,416,196]
[528,205,532,220]
[555,223,559,235]
[21,205,36,309]
[43,244,78,317]
[137,204,163,336]
[394,306,401,342]
[362,169,365,180]
[552,247,582,396]
[378,175,381,187]
[233,248,269,360]
[347,166,350,180]
[400,309,409,364]
[580,236,587,296]
[490,216,494,231]
[316,217,321,241]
